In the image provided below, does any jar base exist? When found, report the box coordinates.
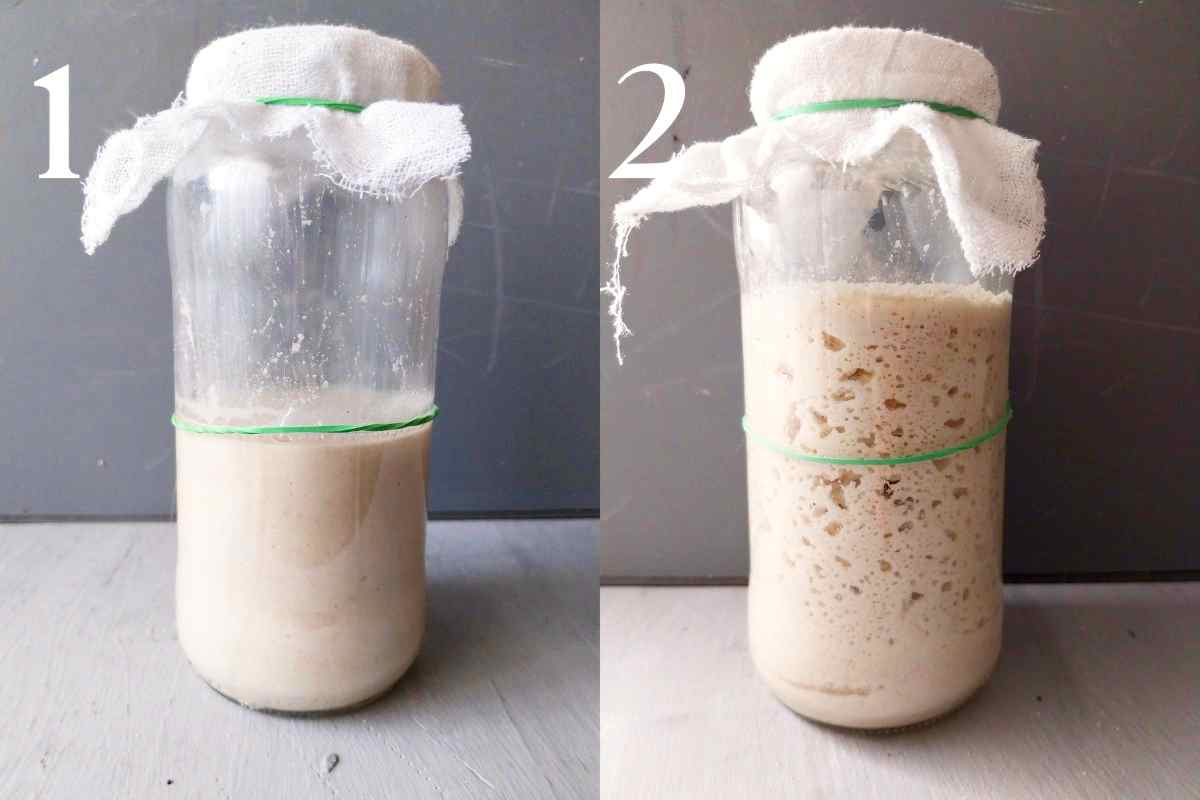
[192,659,416,717]
[757,664,991,731]
[778,686,983,734]
[180,635,421,717]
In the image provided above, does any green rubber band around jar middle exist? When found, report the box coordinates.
[742,403,1012,466]
[171,405,439,436]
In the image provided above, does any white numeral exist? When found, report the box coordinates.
[35,65,79,180]
[609,63,685,180]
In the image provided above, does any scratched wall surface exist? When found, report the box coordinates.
[0,1,598,517]
[601,0,1200,579]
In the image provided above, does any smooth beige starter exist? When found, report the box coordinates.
[741,280,1012,729]
[175,418,430,713]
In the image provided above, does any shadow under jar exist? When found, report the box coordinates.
[168,130,449,714]
[735,132,1013,729]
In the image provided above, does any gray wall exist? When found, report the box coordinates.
[0,0,598,517]
[601,0,1200,580]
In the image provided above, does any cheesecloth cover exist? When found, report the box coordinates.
[605,27,1045,363]
[81,25,472,254]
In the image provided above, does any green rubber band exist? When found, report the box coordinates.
[772,98,987,123]
[256,97,365,114]
[172,405,438,436]
[742,404,1012,466]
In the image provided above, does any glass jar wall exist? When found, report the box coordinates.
[167,130,449,713]
[735,133,1013,729]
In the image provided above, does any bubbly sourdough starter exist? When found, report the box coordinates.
[174,391,431,713]
[742,281,1012,729]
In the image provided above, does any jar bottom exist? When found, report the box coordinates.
[183,649,419,717]
[756,662,994,731]
[186,657,412,719]
[775,683,986,734]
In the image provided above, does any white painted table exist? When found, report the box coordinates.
[0,520,597,800]
[602,584,1200,800]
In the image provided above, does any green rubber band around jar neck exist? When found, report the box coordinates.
[771,98,988,123]
[256,97,365,113]
[742,403,1012,466]
[171,405,438,436]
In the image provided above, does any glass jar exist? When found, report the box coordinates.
[167,129,449,713]
[735,132,1013,729]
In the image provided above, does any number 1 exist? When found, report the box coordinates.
[34,64,79,180]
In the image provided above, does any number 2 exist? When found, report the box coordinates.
[34,64,79,180]
[609,63,685,180]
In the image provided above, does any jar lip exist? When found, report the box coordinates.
[749,27,1001,125]
[80,26,471,256]
[185,25,443,106]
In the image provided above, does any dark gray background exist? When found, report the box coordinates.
[0,1,598,517]
[601,0,1199,580]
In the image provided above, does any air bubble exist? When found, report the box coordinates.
[841,368,873,383]
[821,332,845,351]
[829,485,847,510]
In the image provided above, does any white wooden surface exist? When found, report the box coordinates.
[602,583,1200,800]
[0,520,597,800]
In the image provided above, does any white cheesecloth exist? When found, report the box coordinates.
[605,27,1045,363]
[81,25,472,255]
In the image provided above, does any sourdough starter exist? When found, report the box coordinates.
[742,281,1011,728]
[174,392,431,712]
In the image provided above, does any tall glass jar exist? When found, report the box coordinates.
[167,129,449,713]
[735,132,1013,729]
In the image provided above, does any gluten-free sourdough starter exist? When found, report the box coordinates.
[742,281,1012,728]
[174,391,430,712]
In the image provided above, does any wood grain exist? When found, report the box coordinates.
[601,584,1200,799]
[0,520,597,799]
